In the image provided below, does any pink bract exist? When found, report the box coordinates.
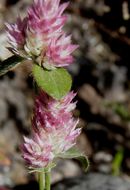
[6,18,27,56]
[46,34,79,67]
[22,134,54,168]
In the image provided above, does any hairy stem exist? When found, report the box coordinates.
[45,170,51,190]
[38,171,45,190]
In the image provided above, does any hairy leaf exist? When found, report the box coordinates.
[33,65,72,100]
[58,147,89,172]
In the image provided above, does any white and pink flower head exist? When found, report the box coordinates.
[22,91,81,169]
[6,0,78,68]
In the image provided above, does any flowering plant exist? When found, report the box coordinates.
[6,0,78,68]
[0,0,89,189]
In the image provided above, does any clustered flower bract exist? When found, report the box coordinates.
[22,92,80,168]
[6,0,78,68]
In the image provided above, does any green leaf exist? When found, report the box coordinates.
[58,148,89,172]
[0,55,24,76]
[33,64,72,100]
[112,147,124,176]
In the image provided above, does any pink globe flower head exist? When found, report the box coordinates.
[22,91,81,168]
[6,0,78,68]
[24,0,69,60]
[32,91,81,153]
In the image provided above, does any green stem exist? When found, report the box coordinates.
[45,170,51,190]
[38,171,45,190]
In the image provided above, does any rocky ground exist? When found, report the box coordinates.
[0,0,130,189]
[52,173,130,190]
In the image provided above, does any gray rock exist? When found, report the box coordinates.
[53,173,130,190]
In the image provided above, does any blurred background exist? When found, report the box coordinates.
[1,0,130,189]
